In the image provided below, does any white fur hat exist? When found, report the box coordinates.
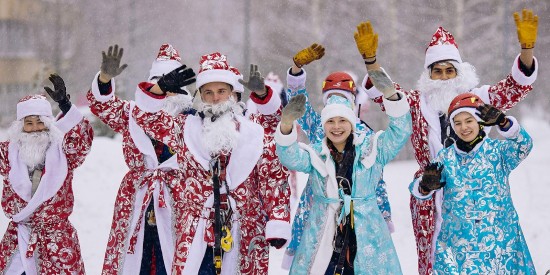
[321,96,357,131]
[16,94,53,120]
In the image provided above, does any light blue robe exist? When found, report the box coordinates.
[411,121,536,274]
[276,95,411,274]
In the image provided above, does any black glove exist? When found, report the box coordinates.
[157,65,196,94]
[476,104,507,126]
[268,238,287,249]
[101,44,128,79]
[419,163,445,193]
[238,64,266,96]
[44,74,71,113]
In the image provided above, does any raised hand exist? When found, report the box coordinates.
[281,94,306,125]
[157,64,196,95]
[354,21,378,59]
[293,43,325,68]
[238,64,266,96]
[369,70,395,98]
[100,44,128,83]
[514,9,538,49]
[476,104,507,127]
[420,163,445,193]
[44,74,68,103]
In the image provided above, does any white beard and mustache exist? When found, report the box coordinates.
[416,62,480,114]
[197,96,245,156]
[162,93,194,116]
[7,116,62,170]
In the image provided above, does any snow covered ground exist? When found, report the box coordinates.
[1,115,549,274]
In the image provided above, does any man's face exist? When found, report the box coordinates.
[23,116,47,133]
[200,82,235,104]
[430,62,457,80]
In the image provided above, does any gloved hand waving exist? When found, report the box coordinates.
[354,21,378,60]
[476,104,507,127]
[100,44,128,83]
[44,74,72,113]
[419,163,445,194]
[514,9,538,49]
[157,65,196,95]
[238,64,267,97]
[293,43,325,68]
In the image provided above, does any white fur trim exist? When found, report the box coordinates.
[253,88,281,115]
[153,184,175,270]
[196,69,238,90]
[360,131,383,169]
[297,143,327,177]
[54,105,83,134]
[128,102,161,169]
[16,98,53,121]
[382,91,409,117]
[286,67,307,91]
[320,103,357,131]
[424,44,462,68]
[233,74,244,93]
[275,122,297,147]
[90,71,115,102]
[386,220,395,233]
[496,116,520,138]
[360,72,384,99]
[265,220,291,241]
[148,59,182,81]
[511,54,538,86]
[410,177,435,199]
[134,85,165,113]
[245,98,258,114]
[281,250,294,270]
[430,189,444,263]
[121,186,148,274]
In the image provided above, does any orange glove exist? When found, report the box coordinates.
[514,9,538,49]
[354,21,378,59]
[293,43,325,68]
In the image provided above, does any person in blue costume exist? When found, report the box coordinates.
[276,69,411,274]
[283,44,396,267]
[410,93,536,274]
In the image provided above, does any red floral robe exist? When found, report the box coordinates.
[131,83,290,274]
[0,106,93,275]
[87,72,186,274]
[361,55,538,274]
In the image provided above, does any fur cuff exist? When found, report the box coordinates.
[250,86,281,115]
[496,116,520,139]
[275,122,298,147]
[386,220,395,233]
[287,67,307,91]
[91,71,115,103]
[512,54,538,86]
[265,220,291,241]
[382,91,409,117]
[55,105,84,134]
[360,70,384,99]
[134,83,166,113]
[281,249,295,270]
[409,177,434,200]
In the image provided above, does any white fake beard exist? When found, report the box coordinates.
[162,93,194,116]
[197,97,244,156]
[416,62,480,114]
[7,117,61,170]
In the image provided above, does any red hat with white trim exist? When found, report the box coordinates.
[448,93,484,130]
[16,94,53,120]
[196,52,239,92]
[424,27,462,69]
[148,43,183,81]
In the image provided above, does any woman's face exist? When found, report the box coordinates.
[324,116,352,150]
[453,112,480,142]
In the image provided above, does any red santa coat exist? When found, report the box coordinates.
[87,72,186,274]
[361,55,538,275]
[0,106,93,275]
[131,83,290,274]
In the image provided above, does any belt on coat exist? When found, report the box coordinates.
[128,168,180,254]
[17,218,67,258]
[315,190,376,226]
